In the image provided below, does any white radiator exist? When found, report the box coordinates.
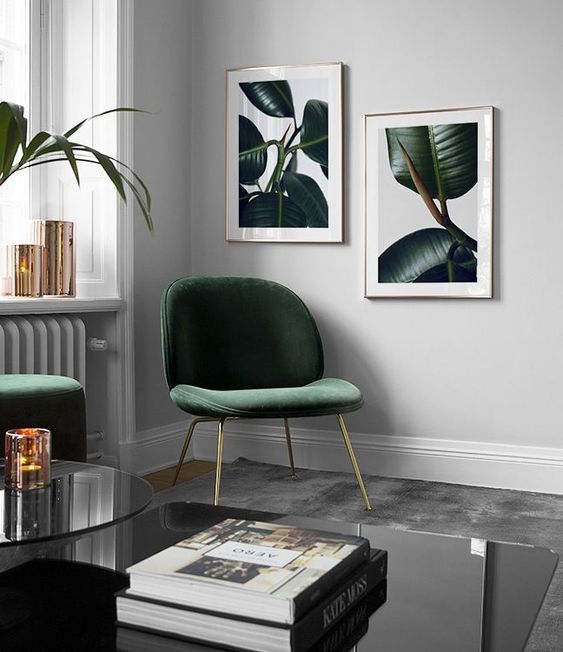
[0,314,86,388]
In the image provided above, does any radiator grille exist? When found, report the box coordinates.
[0,314,86,388]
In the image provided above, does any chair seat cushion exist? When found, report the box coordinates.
[0,374,87,462]
[170,378,363,418]
[0,374,82,398]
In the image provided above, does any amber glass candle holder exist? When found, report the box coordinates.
[10,244,44,297]
[32,220,75,296]
[5,428,51,491]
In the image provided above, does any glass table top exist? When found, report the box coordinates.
[74,502,557,652]
[0,460,153,546]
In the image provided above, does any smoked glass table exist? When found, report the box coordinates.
[0,460,153,547]
[0,500,557,651]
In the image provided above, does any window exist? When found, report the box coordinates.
[0,0,122,299]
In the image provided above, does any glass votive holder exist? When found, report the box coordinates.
[4,486,52,541]
[5,428,51,491]
[9,244,44,297]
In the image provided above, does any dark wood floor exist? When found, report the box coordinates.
[142,460,217,492]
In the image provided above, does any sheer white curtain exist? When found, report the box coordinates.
[0,0,31,280]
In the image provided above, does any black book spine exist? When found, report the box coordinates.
[290,549,387,652]
[308,581,387,652]
[292,538,371,621]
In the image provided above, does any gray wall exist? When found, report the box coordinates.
[188,0,563,451]
[133,0,192,432]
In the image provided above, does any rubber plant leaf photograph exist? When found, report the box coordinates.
[364,107,493,298]
[226,63,342,243]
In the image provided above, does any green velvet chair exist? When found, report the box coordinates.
[161,276,371,510]
[0,374,87,462]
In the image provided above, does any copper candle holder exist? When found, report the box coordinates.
[4,428,51,491]
[33,220,75,296]
[10,245,44,297]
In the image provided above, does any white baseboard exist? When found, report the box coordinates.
[120,421,189,475]
[126,419,563,494]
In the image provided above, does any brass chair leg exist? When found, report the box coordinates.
[336,414,372,511]
[283,418,297,478]
[172,417,217,486]
[213,417,227,506]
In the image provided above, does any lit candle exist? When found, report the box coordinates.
[11,245,44,297]
[5,428,51,490]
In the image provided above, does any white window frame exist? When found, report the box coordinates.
[38,0,120,299]
[0,0,136,456]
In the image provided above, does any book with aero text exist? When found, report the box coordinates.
[117,550,387,652]
[125,518,372,625]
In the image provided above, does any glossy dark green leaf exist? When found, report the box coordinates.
[285,152,298,174]
[279,153,298,192]
[320,164,328,179]
[239,115,267,184]
[414,259,477,283]
[239,185,251,211]
[300,100,328,167]
[386,122,477,200]
[378,228,477,283]
[239,81,294,118]
[240,192,307,228]
[283,171,328,227]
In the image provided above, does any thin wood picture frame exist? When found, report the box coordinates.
[364,106,494,298]
[226,62,343,243]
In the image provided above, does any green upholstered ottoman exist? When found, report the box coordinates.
[0,374,87,462]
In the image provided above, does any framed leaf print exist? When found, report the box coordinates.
[226,62,343,242]
[364,106,494,297]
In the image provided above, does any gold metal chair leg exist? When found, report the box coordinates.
[336,414,372,511]
[283,418,297,478]
[213,418,227,506]
[172,417,217,486]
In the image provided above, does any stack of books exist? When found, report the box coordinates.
[116,518,387,651]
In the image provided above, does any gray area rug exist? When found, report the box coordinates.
[153,458,563,651]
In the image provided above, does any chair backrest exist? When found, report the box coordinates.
[161,276,324,391]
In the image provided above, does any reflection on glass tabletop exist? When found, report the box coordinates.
[88,503,558,652]
[0,460,153,546]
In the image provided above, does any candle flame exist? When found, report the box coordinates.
[21,463,42,471]
[13,428,46,436]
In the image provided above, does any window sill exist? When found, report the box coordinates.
[0,297,123,315]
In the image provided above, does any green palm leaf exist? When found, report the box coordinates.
[0,103,27,173]
[0,102,153,231]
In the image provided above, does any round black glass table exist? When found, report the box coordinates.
[0,460,153,546]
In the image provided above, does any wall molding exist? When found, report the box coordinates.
[121,420,188,474]
[116,0,137,457]
[127,420,563,495]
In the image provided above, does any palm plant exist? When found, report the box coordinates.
[0,101,152,230]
